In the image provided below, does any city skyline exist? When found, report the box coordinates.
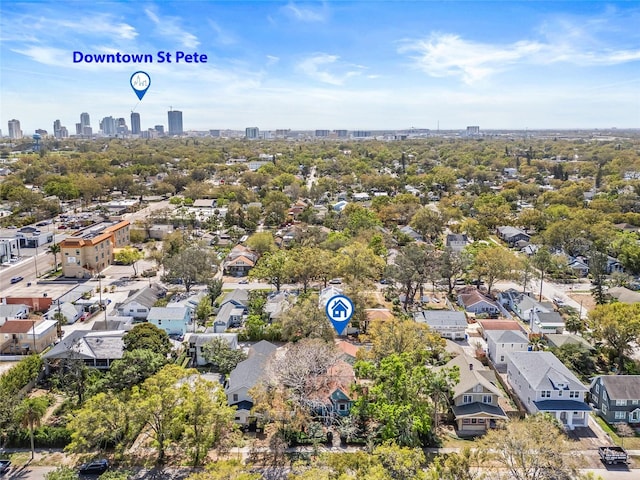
[1,1,639,134]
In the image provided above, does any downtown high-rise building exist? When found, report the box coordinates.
[130,112,141,135]
[245,127,259,139]
[80,112,90,128]
[7,119,22,139]
[167,109,183,135]
[100,116,116,136]
[53,119,68,138]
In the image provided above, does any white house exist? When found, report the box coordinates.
[529,310,564,335]
[225,341,277,424]
[116,284,165,320]
[414,310,467,340]
[485,329,529,367]
[507,351,589,429]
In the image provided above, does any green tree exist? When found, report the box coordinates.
[201,337,247,374]
[588,303,640,372]
[246,231,276,255]
[337,243,385,285]
[131,365,195,462]
[426,447,488,480]
[115,246,144,276]
[249,249,289,292]
[207,278,223,306]
[16,396,48,459]
[409,207,445,242]
[103,349,167,391]
[280,294,335,342]
[179,375,237,466]
[47,243,61,271]
[470,245,519,295]
[195,296,213,325]
[532,247,554,302]
[123,323,172,357]
[185,460,261,480]
[438,249,468,296]
[66,392,131,453]
[163,245,216,293]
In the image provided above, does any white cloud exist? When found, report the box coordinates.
[282,2,327,22]
[297,53,364,85]
[144,8,199,49]
[266,55,280,66]
[400,28,640,85]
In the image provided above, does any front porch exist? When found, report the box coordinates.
[534,400,591,430]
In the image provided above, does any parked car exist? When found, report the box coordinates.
[598,446,628,465]
[78,459,109,474]
[0,459,11,474]
[239,279,249,284]
[329,278,343,284]
[10,276,23,284]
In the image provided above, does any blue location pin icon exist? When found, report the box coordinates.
[326,295,354,335]
[130,71,151,100]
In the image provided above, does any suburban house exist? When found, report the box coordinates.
[485,330,529,368]
[507,351,589,429]
[589,375,640,425]
[214,289,249,333]
[445,234,469,252]
[0,303,30,322]
[413,310,467,340]
[606,256,624,274]
[567,257,589,277]
[115,284,165,320]
[0,318,57,354]
[42,330,125,371]
[499,289,553,322]
[222,245,258,277]
[187,333,239,367]
[226,341,278,425]
[496,226,530,246]
[147,306,191,336]
[529,309,564,335]
[399,225,424,242]
[309,360,356,420]
[440,353,508,434]
[457,288,500,317]
[59,220,130,278]
[44,302,83,325]
[606,287,640,305]
[477,319,526,339]
[264,291,293,322]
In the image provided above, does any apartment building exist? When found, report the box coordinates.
[60,220,130,278]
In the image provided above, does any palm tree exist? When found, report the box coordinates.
[16,396,49,460]
[47,243,61,272]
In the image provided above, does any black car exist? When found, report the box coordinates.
[0,459,11,474]
[78,459,109,474]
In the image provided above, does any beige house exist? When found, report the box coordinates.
[59,220,130,278]
[441,353,508,434]
[0,318,57,354]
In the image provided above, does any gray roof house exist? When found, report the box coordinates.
[44,302,82,325]
[446,234,469,252]
[529,310,564,335]
[414,310,467,340]
[399,225,424,242]
[42,330,125,371]
[214,303,246,333]
[497,226,530,246]
[485,329,529,368]
[116,284,165,320]
[590,375,640,425]
[0,303,30,322]
[226,341,278,424]
[507,351,589,429]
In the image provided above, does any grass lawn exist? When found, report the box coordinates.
[593,415,640,449]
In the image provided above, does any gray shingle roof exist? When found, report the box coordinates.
[599,375,640,400]
[442,353,502,398]
[43,330,125,361]
[414,310,467,327]
[508,351,586,392]
[227,341,277,394]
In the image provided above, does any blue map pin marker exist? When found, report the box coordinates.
[325,294,354,335]
[130,71,151,100]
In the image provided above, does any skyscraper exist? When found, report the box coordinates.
[7,119,22,139]
[245,127,259,139]
[80,112,90,129]
[167,109,183,135]
[53,119,65,138]
[130,112,141,135]
[100,116,116,136]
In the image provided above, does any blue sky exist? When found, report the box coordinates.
[1,1,639,134]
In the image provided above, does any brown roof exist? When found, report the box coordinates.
[0,319,37,334]
[477,319,524,332]
[335,340,359,358]
[365,308,394,322]
[459,290,499,308]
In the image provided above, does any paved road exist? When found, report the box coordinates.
[0,252,54,292]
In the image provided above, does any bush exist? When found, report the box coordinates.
[8,426,71,448]
[0,355,43,397]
